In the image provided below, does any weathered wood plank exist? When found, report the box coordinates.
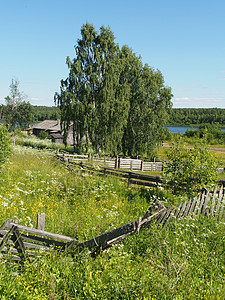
[163,208,175,227]
[0,225,16,252]
[5,223,77,243]
[210,186,217,217]
[20,234,68,248]
[177,201,187,218]
[188,197,197,215]
[160,209,172,224]
[198,192,207,216]
[202,192,210,215]
[215,186,223,218]
[37,213,45,231]
[11,228,30,261]
[157,208,168,223]
[72,222,136,252]
[175,201,183,218]
[183,200,192,217]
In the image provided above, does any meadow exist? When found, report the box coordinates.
[0,145,224,299]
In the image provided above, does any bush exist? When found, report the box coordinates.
[39,131,51,140]
[0,125,11,164]
[164,138,218,194]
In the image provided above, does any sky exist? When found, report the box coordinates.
[0,0,224,108]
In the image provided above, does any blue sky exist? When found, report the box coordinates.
[0,0,224,108]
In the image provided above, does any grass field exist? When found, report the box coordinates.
[0,145,224,299]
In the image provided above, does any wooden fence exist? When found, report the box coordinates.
[56,154,163,188]
[57,153,163,172]
[57,155,225,190]
[1,186,224,263]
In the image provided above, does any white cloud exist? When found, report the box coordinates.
[173,96,225,108]
[174,97,190,101]
[31,97,45,101]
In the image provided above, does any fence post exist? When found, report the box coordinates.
[88,153,91,162]
[130,160,133,171]
[140,160,144,171]
[37,213,45,231]
[115,155,119,169]
[118,157,121,169]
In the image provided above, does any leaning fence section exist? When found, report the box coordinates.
[1,185,224,264]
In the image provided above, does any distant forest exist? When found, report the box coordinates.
[33,106,225,126]
[168,108,225,126]
[33,106,60,122]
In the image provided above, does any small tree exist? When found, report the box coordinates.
[2,78,34,130]
[164,139,218,194]
[0,125,11,164]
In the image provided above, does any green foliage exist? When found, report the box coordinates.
[0,125,11,164]
[38,131,51,140]
[168,107,225,126]
[1,79,34,130]
[55,23,173,157]
[33,105,60,121]
[164,138,218,194]
[0,148,224,299]
[185,123,225,144]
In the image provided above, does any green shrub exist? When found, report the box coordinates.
[0,125,11,163]
[164,138,218,194]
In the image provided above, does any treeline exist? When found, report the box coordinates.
[33,106,60,121]
[32,107,225,126]
[168,108,225,126]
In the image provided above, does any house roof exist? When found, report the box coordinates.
[50,133,64,139]
[32,120,61,131]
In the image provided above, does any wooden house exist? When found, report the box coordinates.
[32,120,74,145]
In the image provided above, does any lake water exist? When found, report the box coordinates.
[167,126,225,134]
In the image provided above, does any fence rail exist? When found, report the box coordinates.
[57,153,163,172]
[1,186,225,263]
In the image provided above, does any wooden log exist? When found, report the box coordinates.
[72,221,136,252]
[36,213,45,231]
[128,179,158,188]
[11,228,30,262]
[21,234,67,248]
[0,225,16,252]
[5,223,77,243]
[71,209,164,252]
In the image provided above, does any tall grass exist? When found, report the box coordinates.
[0,146,224,299]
